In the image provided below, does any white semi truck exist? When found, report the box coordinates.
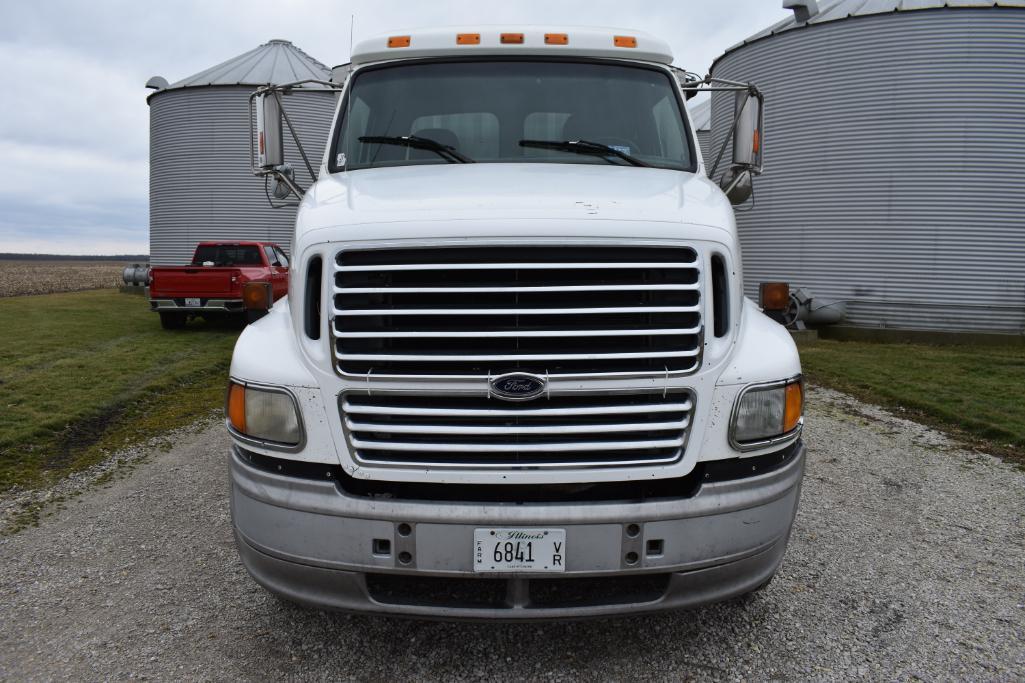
[226,26,804,618]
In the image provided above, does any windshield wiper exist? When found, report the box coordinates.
[358,135,474,163]
[518,139,650,167]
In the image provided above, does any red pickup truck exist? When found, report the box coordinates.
[149,241,289,329]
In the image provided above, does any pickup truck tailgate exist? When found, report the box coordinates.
[150,267,242,299]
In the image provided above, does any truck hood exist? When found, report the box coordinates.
[297,163,734,238]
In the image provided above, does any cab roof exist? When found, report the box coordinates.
[350,26,674,66]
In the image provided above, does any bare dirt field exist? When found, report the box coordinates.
[0,260,141,297]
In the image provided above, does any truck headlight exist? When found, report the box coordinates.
[226,381,302,447]
[730,378,803,449]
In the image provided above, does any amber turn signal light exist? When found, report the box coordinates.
[227,382,246,433]
[759,282,790,311]
[242,281,273,311]
[784,381,803,433]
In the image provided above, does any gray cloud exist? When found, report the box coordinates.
[0,0,789,255]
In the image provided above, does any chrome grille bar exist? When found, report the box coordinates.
[331,245,703,378]
[341,391,695,469]
[337,261,700,272]
[335,349,700,362]
[335,306,700,316]
[345,419,689,435]
[341,398,693,417]
[351,436,686,453]
[335,284,700,293]
[335,327,700,339]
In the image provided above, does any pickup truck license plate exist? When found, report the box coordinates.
[184,298,201,307]
[473,528,565,573]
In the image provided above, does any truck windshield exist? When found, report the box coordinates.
[191,245,263,266]
[331,60,694,172]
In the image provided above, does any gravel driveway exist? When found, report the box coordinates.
[1,387,1023,681]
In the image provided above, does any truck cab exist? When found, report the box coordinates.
[226,27,804,618]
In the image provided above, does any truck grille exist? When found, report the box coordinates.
[331,246,702,377]
[341,391,694,468]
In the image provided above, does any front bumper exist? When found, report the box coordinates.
[230,442,805,619]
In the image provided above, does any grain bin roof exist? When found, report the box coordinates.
[715,0,1025,64]
[165,39,330,90]
[687,98,711,132]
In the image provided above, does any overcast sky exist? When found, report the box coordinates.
[0,0,790,255]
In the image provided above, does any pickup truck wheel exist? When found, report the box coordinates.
[159,312,186,330]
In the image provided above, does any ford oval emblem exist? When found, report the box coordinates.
[490,372,546,401]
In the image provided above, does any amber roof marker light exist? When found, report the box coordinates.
[500,33,525,44]
[614,35,638,48]
[456,33,480,45]
[387,35,411,48]
[545,33,569,45]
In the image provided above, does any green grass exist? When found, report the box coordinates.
[3,292,1022,491]
[0,290,239,491]
[798,339,1025,463]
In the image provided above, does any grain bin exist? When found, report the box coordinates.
[710,0,1025,333]
[687,97,713,167]
[146,40,337,265]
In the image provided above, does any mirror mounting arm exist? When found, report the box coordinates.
[676,71,764,205]
[676,71,765,175]
[270,165,304,198]
[247,79,345,205]
[272,89,317,182]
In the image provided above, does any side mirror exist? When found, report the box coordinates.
[255,93,284,169]
[731,90,763,171]
[719,167,753,205]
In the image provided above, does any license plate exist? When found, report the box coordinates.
[473,528,565,573]
[184,298,201,307]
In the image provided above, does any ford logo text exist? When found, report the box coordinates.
[490,373,546,401]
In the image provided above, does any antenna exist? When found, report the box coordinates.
[349,14,355,61]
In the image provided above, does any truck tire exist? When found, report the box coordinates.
[159,312,186,330]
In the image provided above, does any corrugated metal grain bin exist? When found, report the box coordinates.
[146,40,337,265]
[710,0,1025,333]
[687,98,713,168]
